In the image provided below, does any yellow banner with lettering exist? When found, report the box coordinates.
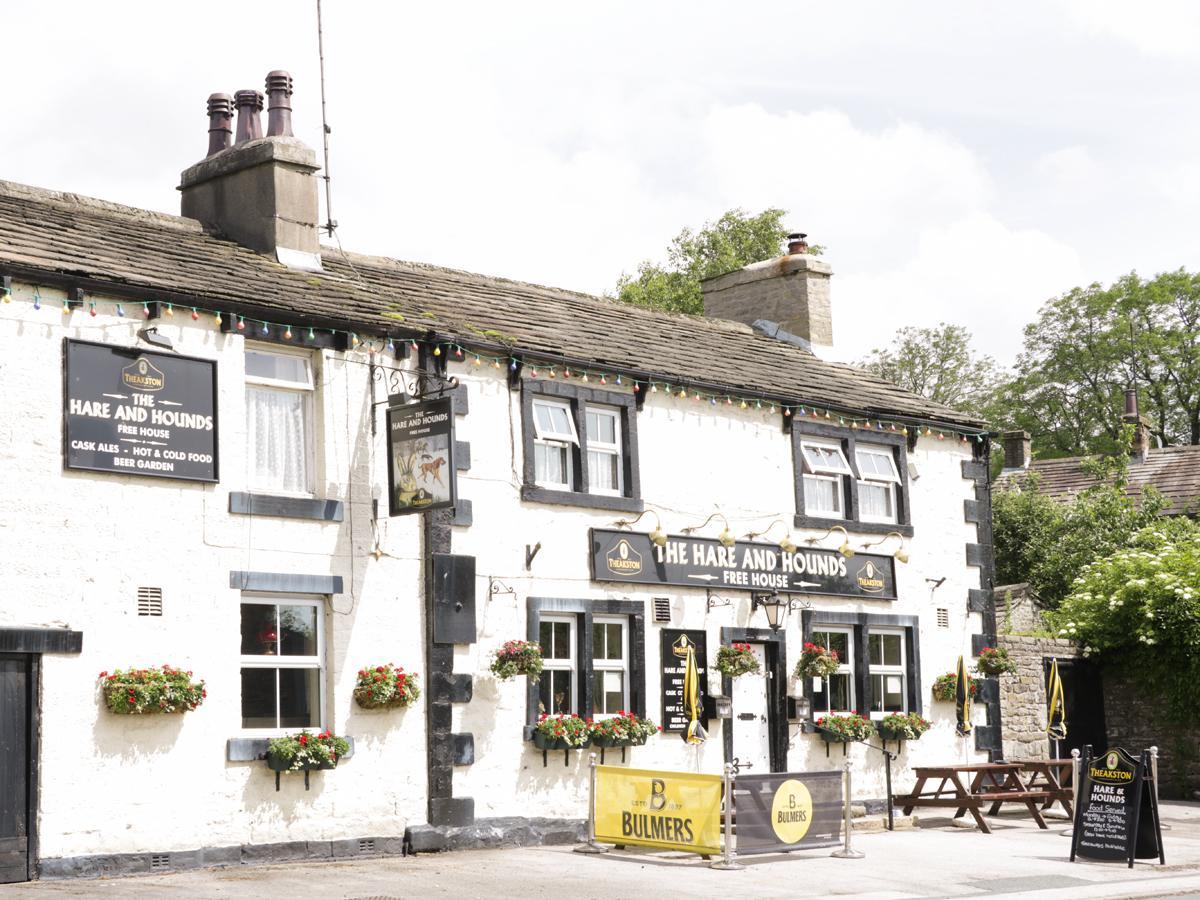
[594,765,722,855]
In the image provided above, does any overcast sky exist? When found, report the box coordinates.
[6,1,1199,367]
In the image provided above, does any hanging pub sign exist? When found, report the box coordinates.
[1070,746,1164,868]
[660,630,709,733]
[63,339,218,482]
[589,529,896,600]
[732,770,843,854]
[386,398,456,516]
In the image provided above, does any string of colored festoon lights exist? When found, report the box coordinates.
[0,282,987,444]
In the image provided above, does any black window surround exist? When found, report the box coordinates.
[791,420,913,537]
[799,610,922,722]
[519,380,643,513]
[524,597,646,738]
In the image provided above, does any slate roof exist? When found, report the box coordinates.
[995,445,1200,515]
[0,179,984,429]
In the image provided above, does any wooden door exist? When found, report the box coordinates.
[0,654,32,883]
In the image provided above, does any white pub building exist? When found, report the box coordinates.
[0,73,999,881]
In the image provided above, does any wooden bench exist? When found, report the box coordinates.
[893,763,1053,833]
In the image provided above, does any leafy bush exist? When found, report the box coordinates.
[98,665,206,714]
[490,640,544,680]
[1053,519,1200,721]
[353,663,420,709]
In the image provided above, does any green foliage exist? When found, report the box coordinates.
[877,711,931,740]
[614,208,810,315]
[489,639,544,680]
[715,642,761,677]
[267,730,350,770]
[990,269,1200,457]
[533,713,591,747]
[1052,519,1200,721]
[857,323,1000,418]
[931,672,977,702]
[974,646,1018,676]
[815,712,875,742]
[98,665,206,714]
[992,441,1166,608]
[353,663,420,709]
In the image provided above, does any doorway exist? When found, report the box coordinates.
[0,653,35,884]
[1045,657,1105,759]
[721,628,787,773]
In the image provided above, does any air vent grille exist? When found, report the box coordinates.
[358,838,376,854]
[937,608,949,628]
[652,598,671,624]
[149,854,170,871]
[137,587,163,617]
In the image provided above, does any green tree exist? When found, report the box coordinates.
[992,439,1166,608]
[1052,517,1200,723]
[992,269,1200,458]
[614,208,815,315]
[856,323,1000,418]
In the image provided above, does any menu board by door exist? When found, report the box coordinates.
[1070,746,1164,867]
[660,629,708,733]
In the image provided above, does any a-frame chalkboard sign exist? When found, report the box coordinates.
[1070,746,1165,868]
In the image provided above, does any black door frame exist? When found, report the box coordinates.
[0,653,39,884]
[720,627,788,773]
[1044,656,1105,760]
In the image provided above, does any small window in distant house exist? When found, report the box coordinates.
[856,444,900,524]
[245,348,314,495]
[532,398,578,489]
[239,597,324,732]
[538,615,577,715]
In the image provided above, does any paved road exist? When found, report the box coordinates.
[5,804,1200,899]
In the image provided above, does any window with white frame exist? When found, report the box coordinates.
[532,398,578,489]
[799,439,852,518]
[856,444,900,524]
[239,597,324,732]
[585,407,623,495]
[538,615,576,715]
[245,348,315,494]
[810,627,854,715]
[591,617,628,716]
[868,629,907,717]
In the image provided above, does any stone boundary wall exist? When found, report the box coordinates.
[1103,673,1200,798]
[996,635,1078,761]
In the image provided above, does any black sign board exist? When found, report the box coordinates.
[660,629,708,733]
[733,771,843,854]
[1070,746,1164,868]
[386,398,456,516]
[63,339,218,482]
[590,529,896,599]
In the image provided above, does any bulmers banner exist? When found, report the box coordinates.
[594,766,722,855]
[732,771,843,854]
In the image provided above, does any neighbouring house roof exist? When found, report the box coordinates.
[995,445,1200,516]
[0,179,985,430]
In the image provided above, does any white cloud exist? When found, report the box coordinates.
[1060,0,1200,56]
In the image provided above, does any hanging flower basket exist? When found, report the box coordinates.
[876,712,931,742]
[98,665,206,715]
[795,642,841,680]
[490,640,544,680]
[588,711,659,748]
[266,730,350,772]
[974,646,1018,677]
[531,714,591,750]
[814,713,874,743]
[353,663,420,709]
[932,671,977,702]
[715,643,760,678]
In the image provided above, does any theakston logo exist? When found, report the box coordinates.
[855,561,885,593]
[121,357,165,392]
[671,633,693,660]
[605,539,643,576]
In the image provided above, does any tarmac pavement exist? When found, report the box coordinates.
[5,802,1200,899]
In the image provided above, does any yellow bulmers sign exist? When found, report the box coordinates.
[594,765,722,855]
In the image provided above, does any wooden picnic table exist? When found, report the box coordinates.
[893,763,1054,834]
[1016,758,1074,817]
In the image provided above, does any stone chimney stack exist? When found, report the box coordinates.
[700,232,833,350]
[179,70,321,272]
[1121,388,1152,462]
[1002,430,1031,470]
